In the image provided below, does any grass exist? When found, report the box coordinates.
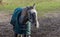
[0,0,60,16]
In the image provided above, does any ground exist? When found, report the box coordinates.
[0,11,60,37]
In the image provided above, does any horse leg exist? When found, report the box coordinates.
[27,35,31,37]
[19,34,23,37]
[14,33,18,37]
[24,34,31,37]
[24,34,26,37]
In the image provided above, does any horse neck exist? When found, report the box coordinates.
[21,8,28,17]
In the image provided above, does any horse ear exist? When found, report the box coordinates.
[33,3,36,9]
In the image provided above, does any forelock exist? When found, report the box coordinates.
[30,9,37,13]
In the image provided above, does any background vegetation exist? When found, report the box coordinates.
[0,0,60,16]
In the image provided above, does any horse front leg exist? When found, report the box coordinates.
[14,33,23,37]
[14,33,18,37]
[24,34,26,37]
[19,34,23,37]
[24,34,31,37]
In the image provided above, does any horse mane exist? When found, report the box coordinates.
[19,7,29,24]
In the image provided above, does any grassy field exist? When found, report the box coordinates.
[0,0,60,16]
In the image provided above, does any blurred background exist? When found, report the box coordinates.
[0,0,60,37]
[0,0,60,16]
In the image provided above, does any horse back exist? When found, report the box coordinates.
[10,8,23,26]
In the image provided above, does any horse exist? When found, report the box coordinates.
[12,4,39,37]
[19,4,39,28]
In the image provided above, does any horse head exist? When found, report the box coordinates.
[19,4,39,28]
[26,4,39,28]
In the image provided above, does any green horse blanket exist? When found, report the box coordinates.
[10,8,31,34]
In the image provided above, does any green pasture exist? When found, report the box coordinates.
[0,0,60,16]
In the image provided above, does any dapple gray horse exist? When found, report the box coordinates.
[15,4,39,37]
